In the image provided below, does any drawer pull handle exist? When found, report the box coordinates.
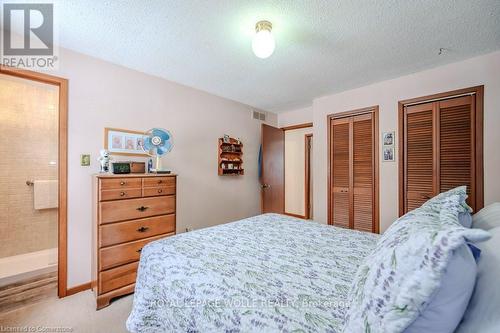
[137,226,149,233]
[120,192,126,197]
[120,181,126,185]
[158,189,163,194]
[136,206,149,212]
[137,248,142,253]
[158,180,163,184]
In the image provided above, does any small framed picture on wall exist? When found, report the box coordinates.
[383,147,395,162]
[104,128,148,157]
[382,131,395,162]
[382,131,395,146]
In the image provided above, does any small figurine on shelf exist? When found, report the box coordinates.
[147,158,153,173]
[98,149,112,173]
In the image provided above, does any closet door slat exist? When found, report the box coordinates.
[331,119,350,228]
[405,103,435,212]
[353,115,374,232]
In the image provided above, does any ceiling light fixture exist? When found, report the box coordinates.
[252,20,275,59]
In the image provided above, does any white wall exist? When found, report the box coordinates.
[284,127,312,216]
[49,48,276,288]
[313,51,500,231]
[278,106,313,128]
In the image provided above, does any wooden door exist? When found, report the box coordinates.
[352,114,375,232]
[261,124,284,213]
[329,107,379,233]
[438,95,475,207]
[404,102,436,212]
[399,86,483,216]
[331,118,350,228]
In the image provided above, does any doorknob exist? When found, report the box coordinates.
[261,184,271,189]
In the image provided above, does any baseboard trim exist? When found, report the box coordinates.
[284,212,307,219]
[66,282,91,296]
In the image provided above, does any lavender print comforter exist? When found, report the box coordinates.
[126,214,378,332]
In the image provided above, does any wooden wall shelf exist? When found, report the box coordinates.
[218,138,244,176]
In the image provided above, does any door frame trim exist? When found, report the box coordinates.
[398,85,484,216]
[304,134,313,219]
[327,106,380,233]
[0,66,69,298]
[281,122,313,131]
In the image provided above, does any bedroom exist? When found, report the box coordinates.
[0,0,499,332]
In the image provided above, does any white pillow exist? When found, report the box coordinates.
[342,191,490,333]
[456,227,500,333]
[405,245,477,333]
[472,203,500,230]
[458,212,473,228]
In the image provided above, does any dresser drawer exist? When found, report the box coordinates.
[143,185,176,197]
[100,178,142,190]
[99,234,167,271]
[143,176,175,187]
[99,196,176,224]
[100,188,142,201]
[99,261,139,294]
[100,214,176,247]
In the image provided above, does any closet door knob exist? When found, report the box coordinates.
[120,192,126,197]
[136,206,149,212]
[137,226,149,233]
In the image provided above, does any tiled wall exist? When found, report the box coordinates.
[0,74,59,258]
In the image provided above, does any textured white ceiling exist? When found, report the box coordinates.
[23,1,500,111]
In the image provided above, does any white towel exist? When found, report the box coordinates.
[34,180,58,210]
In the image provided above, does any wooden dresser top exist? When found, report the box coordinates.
[94,173,177,179]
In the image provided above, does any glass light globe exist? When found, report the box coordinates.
[252,29,275,59]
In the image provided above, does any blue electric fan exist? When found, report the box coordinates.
[142,128,174,173]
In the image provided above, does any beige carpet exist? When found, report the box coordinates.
[0,291,133,332]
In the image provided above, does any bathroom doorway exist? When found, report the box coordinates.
[0,67,68,308]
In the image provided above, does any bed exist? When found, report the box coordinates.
[126,213,379,332]
[127,190,499,333]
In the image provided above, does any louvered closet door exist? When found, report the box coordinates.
[404,102,436,212]
[438,95,475,208]
[352,114,374,232]
[331,118,350,228]
[403,94,480,214]
[331,112,377,232]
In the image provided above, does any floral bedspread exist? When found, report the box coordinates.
[126,214,378,333]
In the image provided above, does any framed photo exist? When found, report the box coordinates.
[383,147,395,162]
[104,128,148,157]
[382,131,395,146]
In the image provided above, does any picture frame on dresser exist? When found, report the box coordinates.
[92,173,177,309]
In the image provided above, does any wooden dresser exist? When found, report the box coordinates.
[92,174,176,309]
